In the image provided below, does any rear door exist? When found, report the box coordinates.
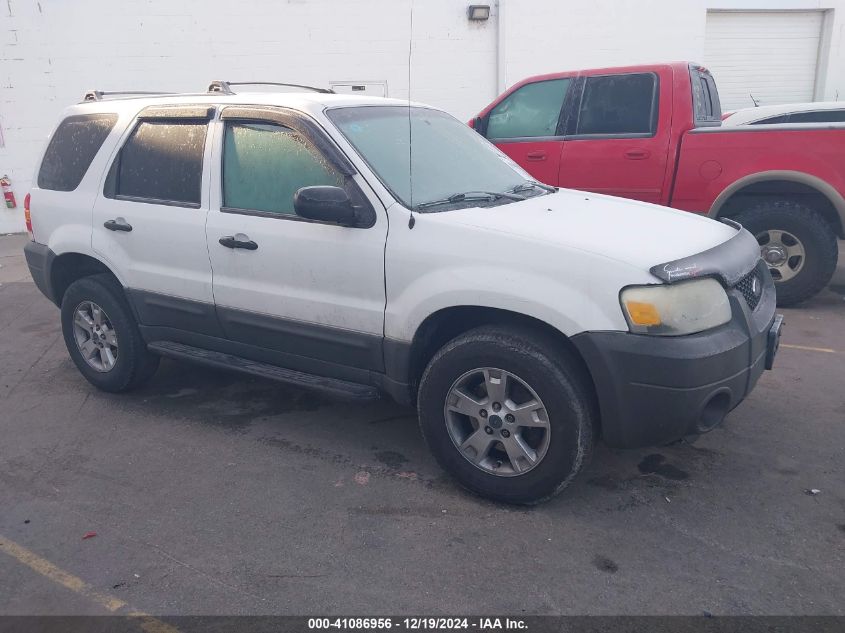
[92,105,219,335]
[481,78,573,186]
[558,72,671,204]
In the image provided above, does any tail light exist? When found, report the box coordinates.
[24,193,33,240]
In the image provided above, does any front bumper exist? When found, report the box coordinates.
[572,263,781,449]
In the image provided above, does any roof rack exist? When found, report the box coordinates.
[83,90,176,102]
[207,80,335,95]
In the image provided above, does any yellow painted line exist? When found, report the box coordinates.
[781,343,839,354]
[0,535,181,633]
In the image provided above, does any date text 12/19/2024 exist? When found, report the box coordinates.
[308,618,528,630]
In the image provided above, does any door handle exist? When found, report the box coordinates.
[103,218,132,232]
[526,151,547,162]
[219,235,258,251]
[624,149,651,160]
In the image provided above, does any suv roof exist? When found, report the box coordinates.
[68,89,419,121]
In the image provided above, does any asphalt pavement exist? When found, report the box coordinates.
[0,233,843,616]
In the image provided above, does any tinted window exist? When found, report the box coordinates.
[750,114,791,125]
[786,110,845,124]
[223,122,343,215]
[690,67,722,126]
[576,73,657,135]
[486,79,571,139]
[116,121,206,205]
[38,114,118,191]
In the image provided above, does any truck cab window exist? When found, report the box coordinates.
[486,79,571,139]
[575,73,658,136]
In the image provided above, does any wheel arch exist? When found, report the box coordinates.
[398,305,599,412]
[708,171,845,238]
[49,251,123,307]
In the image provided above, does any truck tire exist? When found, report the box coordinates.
[733,201,838,307]
[417,326,594,505]
[60,273,159,392]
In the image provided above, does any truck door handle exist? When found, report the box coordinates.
[526,151,547,161]
[624,149,651,160]
[104,218,133,232]
[219,235,258,251]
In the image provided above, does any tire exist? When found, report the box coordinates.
[60,273,159,392]
[417,326,595,505]
[733,201,838,307]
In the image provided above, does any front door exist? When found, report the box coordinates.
[205,108,388,374]
[484,78,573,186]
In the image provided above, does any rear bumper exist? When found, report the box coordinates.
[572,275,780,449]
[23,241,57,305]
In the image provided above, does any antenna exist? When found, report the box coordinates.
[750,93,760,107]
[407,0,416,229]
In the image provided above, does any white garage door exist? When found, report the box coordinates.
[704,11,823,111]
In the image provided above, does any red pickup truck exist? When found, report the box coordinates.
[470,62,844,306]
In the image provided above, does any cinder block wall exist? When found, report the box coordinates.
[0,0,499,232]
[1,0,843,233]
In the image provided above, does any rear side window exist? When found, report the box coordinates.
[38,114,118,191]
[486,79,571,139]
[222,122,343,215]
[690,66,722,127]
[575,73,658,136]
[113,120,207,206]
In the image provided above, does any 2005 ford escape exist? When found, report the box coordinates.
[24,82,783,504]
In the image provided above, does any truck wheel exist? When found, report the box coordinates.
[60,273,159,393]
[733,201,838,307]
[417,326,594,505]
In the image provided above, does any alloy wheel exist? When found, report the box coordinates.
[444,367,551,477]
[72,301,119,372]
[757,229,805,282]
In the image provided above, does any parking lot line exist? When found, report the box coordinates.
[0,535,181,633]
[780,343,839,354]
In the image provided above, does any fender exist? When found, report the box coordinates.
[708,170,845,236]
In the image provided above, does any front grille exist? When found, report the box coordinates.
[734,267,763,311]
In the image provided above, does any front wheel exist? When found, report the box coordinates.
[733,201,838,307]
[417,326,595,505]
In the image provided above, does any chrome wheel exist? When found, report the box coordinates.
[72,301,118,372]
[757,229,805,282]
[444,367,551,477]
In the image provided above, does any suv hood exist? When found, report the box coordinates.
[438,188,738,273]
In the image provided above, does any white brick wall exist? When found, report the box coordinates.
[1,0,843,233]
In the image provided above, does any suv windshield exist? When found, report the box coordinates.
[327,106,544,211]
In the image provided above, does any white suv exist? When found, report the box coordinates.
[24,82,782,504]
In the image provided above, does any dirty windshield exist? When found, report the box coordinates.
[327,106,540,211]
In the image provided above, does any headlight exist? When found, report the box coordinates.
[620,278,731,336]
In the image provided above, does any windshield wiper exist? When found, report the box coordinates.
[510,180,557,195]
[415,190,525,211]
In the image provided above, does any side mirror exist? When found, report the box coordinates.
[470,114,487,136]
[294,186,356,225]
